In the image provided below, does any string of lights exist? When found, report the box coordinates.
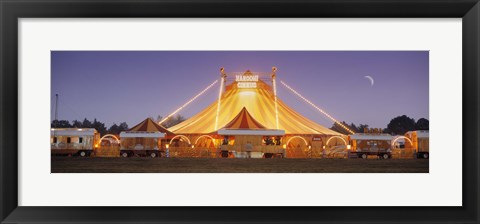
[280,80,355,134]
[214,77,225,130]
[159,80,218,125]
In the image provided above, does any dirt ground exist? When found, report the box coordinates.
[51,157,429,173]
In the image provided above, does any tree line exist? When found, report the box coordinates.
[51,118,128,136]
[330,115,429,135]
[51,114,187,136]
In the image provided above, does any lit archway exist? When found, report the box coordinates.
[99,134,120,144]
[286,136,308,147]
[391,136,413,148]
[326,136,347,146]
[194,135,216,147]
[169,135,191,145]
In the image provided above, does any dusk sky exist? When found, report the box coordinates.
[51,51,428,129]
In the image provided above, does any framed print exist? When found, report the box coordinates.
[48,50,430,173]
[1,0,479,223]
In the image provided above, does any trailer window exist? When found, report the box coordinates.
[67,137,71,143]
[79,137,83,143]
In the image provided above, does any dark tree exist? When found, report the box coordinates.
[108,123,120,135]
[349,123,359,133]
[82,118,92,128]
[108,122,129,135]
[51,120,72,128]
[357,124,369,133]
[415,118,429,130]
[386,115,416,135]
[71,120,83,128]
[119,122,129,131]
[92,118,107,136]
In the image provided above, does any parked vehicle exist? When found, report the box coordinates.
[348,133,392,159]
[51,128,100,157]
[405,130,429,159]
[119,131,165,158]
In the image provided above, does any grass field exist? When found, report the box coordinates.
[51,157,429,173]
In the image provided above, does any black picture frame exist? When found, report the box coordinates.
[1,0,479,223]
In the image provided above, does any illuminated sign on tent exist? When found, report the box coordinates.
[236,74,258,89]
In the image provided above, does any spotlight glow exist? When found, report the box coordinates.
[160,80,218,125]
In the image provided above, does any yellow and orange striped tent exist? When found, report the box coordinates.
[130,118,173,135]
[222,107,266,129]
[168,76,341,136]
[216,107,285,136]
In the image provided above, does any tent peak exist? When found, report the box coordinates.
[129,117,173,135]
[243,70,254,76]
[221,107,267,130]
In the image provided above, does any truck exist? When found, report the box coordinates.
[348,133,393,159]
[119,131,165,158]
[51,128,99,157]
[405,130,429,159]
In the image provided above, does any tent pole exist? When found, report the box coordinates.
[272,67,279,129]
[215,68,226,130]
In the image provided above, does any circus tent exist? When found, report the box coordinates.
[168,73,342,136]
[128,118,173,135]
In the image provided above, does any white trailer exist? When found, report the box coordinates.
[51,128,99,157]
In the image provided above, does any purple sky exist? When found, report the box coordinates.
[51,51,429,129]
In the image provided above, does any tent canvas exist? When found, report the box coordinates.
[168,74,342,135]
[216,107,285,136]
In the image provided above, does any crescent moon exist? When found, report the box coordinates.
[364,75,374,86]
